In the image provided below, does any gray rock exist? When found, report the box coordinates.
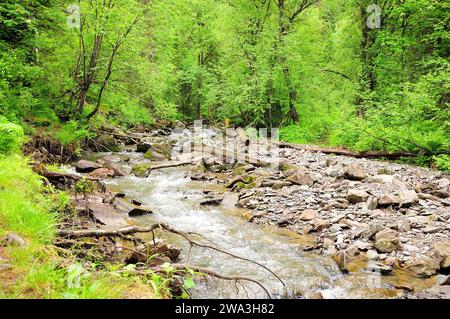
[2,233,27,248]
[75,160,103,173]
[344,164,367,181]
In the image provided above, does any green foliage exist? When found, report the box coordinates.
[55,120,93,146]
[0,117,24,154]
[433,155,450,173]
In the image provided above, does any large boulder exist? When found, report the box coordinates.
[374,228,399,253]
[75,160,103,173]
[94,134,120,152]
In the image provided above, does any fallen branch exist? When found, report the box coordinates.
[276,141,417,159]
[152,263,271,298]
[146,161,192,175]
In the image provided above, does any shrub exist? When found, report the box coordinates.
[0,117,24,154]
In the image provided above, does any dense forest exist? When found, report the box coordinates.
[1,0,449,164]
[0,0,449,300]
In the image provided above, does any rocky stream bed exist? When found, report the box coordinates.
[60,125,449,299]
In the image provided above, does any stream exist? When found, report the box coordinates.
[76,151,429,299]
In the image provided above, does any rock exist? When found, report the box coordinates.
[434,242,450,269]
[399,190,419,207]
[103,155,121,163]
[367,261,393,274]
[436,274,449,286]
[113,198,153,217]
[344,164,367,181]
[278,216,291,226]
[94,134,120,152]
[125,238,180,264]
[423,225,444,234]
[226,176,244,188]
[368,175,409,189]
[384,256,399,267]
[397,220,411,233]
[353,240,372,251]
[1,233,27,248]
[221,193,240,209]
[378,194,401,206]
[332,251,349,273]
[374,228,399,253]
[271,181,292,190]
[405,256,440,278]
[88,167,115,179]
[312,219,330,232]
[286,171,314,186]
[323,238,334,248]
[75,160,103,173]
[366,249,379,260]
[105,162,129,176]
[191,173,208,181]
[144,149,166,161]
[136,143,152,153]
[347,189,369,204]
[365,196,378,210]
[414,285,450,299]
[305,292,324,299]
[200,196,223,206]
[329,224,342,233]
[131,163,152,177]
[299,209,318,221]
[88,201,129,227]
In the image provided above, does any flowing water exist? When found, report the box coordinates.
[80,151,432,299]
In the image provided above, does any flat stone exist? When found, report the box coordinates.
[75,160,103,173]
[88,202,129,227]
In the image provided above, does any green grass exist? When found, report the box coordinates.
[0,154,158,299]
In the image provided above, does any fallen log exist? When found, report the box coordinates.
[276,141,417,159]
[33,164,101,184]
[146,160,192,175]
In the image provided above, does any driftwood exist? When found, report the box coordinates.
[146,161,192,175]
[58,222,285,289]
[276,141,418,159]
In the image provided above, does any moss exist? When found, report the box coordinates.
[233,181,256,191]
[131,163,152,177]
[232,165,247,176]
